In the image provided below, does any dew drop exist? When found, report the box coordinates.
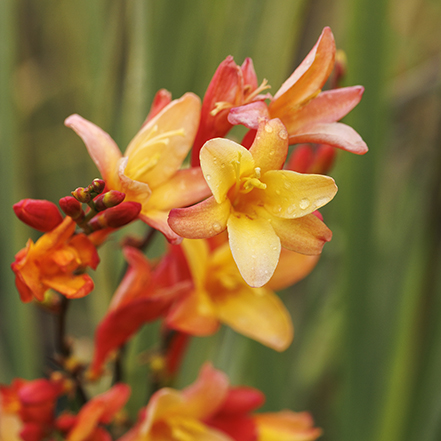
[287,205,296,215]
[213,157,217,164]
[275,189,281,195]
[283,181,291,190]
[273,205,282,214]
[212,222,223,233]
[269,150,275,156]
[206,174,211,181]
[278,129,288,140]
[220,163,225,169]
[299,198,311,210]
[265,124,274,133]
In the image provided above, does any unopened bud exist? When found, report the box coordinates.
[18,379,60,404]
[94,190,125,211]
[71,187,91,203]
[59,196,84,220]
[287,145,314,173]
[88,202,141,231]
[310,145,336,174]
[13,199,63,232]
[91,178,106,194]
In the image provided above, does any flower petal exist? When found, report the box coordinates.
[168,197,231,239]
[267,249,320,291]
[42,273,94,299]
[125,93,201,187]
[282,86,364,134]
[254,411,322,441]
[261,170,337,219]
[166,289,220,336]
[64,114,122,185]
[288,122,368,154]
[227,213,281,287]
[181,239,209,289]
[249,119,288,173]
[228,101,270,130]
[200,139,255,203]
[268,212,332,255]
[270,27,335,115]
[214,285,293,351]
[145,168,210,211]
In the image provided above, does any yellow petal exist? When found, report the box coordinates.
[261,170,337,219]
[267,212,332,255]
[214,285,293,351]
[200,138,255,203]
[181,239,209,289]
[249,119,288,173]
[227,213,281,287]
[117,157,152,205]
[168,197,231,239]
[124,93,201,187]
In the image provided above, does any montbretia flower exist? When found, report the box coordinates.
[13,199,63,232]
[11,217,99,302]
[168,118,336,287]
[229,27,368,155]
[191,56,271,166]
[166,238,319,351]
[65,93,210,244]
[119,364,321,441]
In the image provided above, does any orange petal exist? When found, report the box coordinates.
[255,411,322,441]
[64,114,122,185]
[268,212,332,255]
[42,273,94,299]
[288,122,368,154]
[145,168,210,211]
[181,239,209,289]
[267,249,320,291]
[281,86,364,134]
[166,289,220,336]
[270,27,335,117]
[261,170,337,219]
[227,213,281,288]
[214,285,293,351]
[168,197,231,239]
[139,210,183,245]
[249,119,288,173]
[200,138,255,203]
[124,93,201,187]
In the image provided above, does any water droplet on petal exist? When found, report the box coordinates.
[273,205,282,214]
[299,198,311,210]
[212,222,223,233]
[275,189,281,195]
[265,124,273,133]
[220,163,225,169]
[269,150,275,156]
[287,205,296,215]
[206,174,211,181]
[278,129,288,140]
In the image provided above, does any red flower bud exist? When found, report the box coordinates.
[94,191,125,212]
[88,202,141,231]
[59,196,84,220]
[91,178,106,194]
[287,145,314,173]
[13,199,63,232]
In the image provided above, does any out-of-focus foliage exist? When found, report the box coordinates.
[1,1,440,441]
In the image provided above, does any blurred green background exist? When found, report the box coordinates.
[1,1,441,440]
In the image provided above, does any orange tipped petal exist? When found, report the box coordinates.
[261,170,337,219]
[214,285,293,351]
[64,114,122,185]
[282,86,364,134]
[168,197,231,239]
[270,27,335,116]
[200,139,254,203]
[288,122,368,154]
[142,89,172,125]
[249,119,288,173]
[227,213,281,288]
[267,249,320,291]
[268,213,332,255]
[43,273,94,299]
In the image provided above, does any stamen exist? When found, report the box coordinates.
[244,78,271,103]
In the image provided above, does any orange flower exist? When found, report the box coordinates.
[11,217,99,302]
[169,118,336,287]
[228,27,367,155]
[165,238,318,351]
[65,93,210,244]
[119,364,321,441]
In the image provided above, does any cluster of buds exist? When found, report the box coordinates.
[59,178,141,233]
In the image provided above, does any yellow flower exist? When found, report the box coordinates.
[169,118,337,287]
[65,93,210,244]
